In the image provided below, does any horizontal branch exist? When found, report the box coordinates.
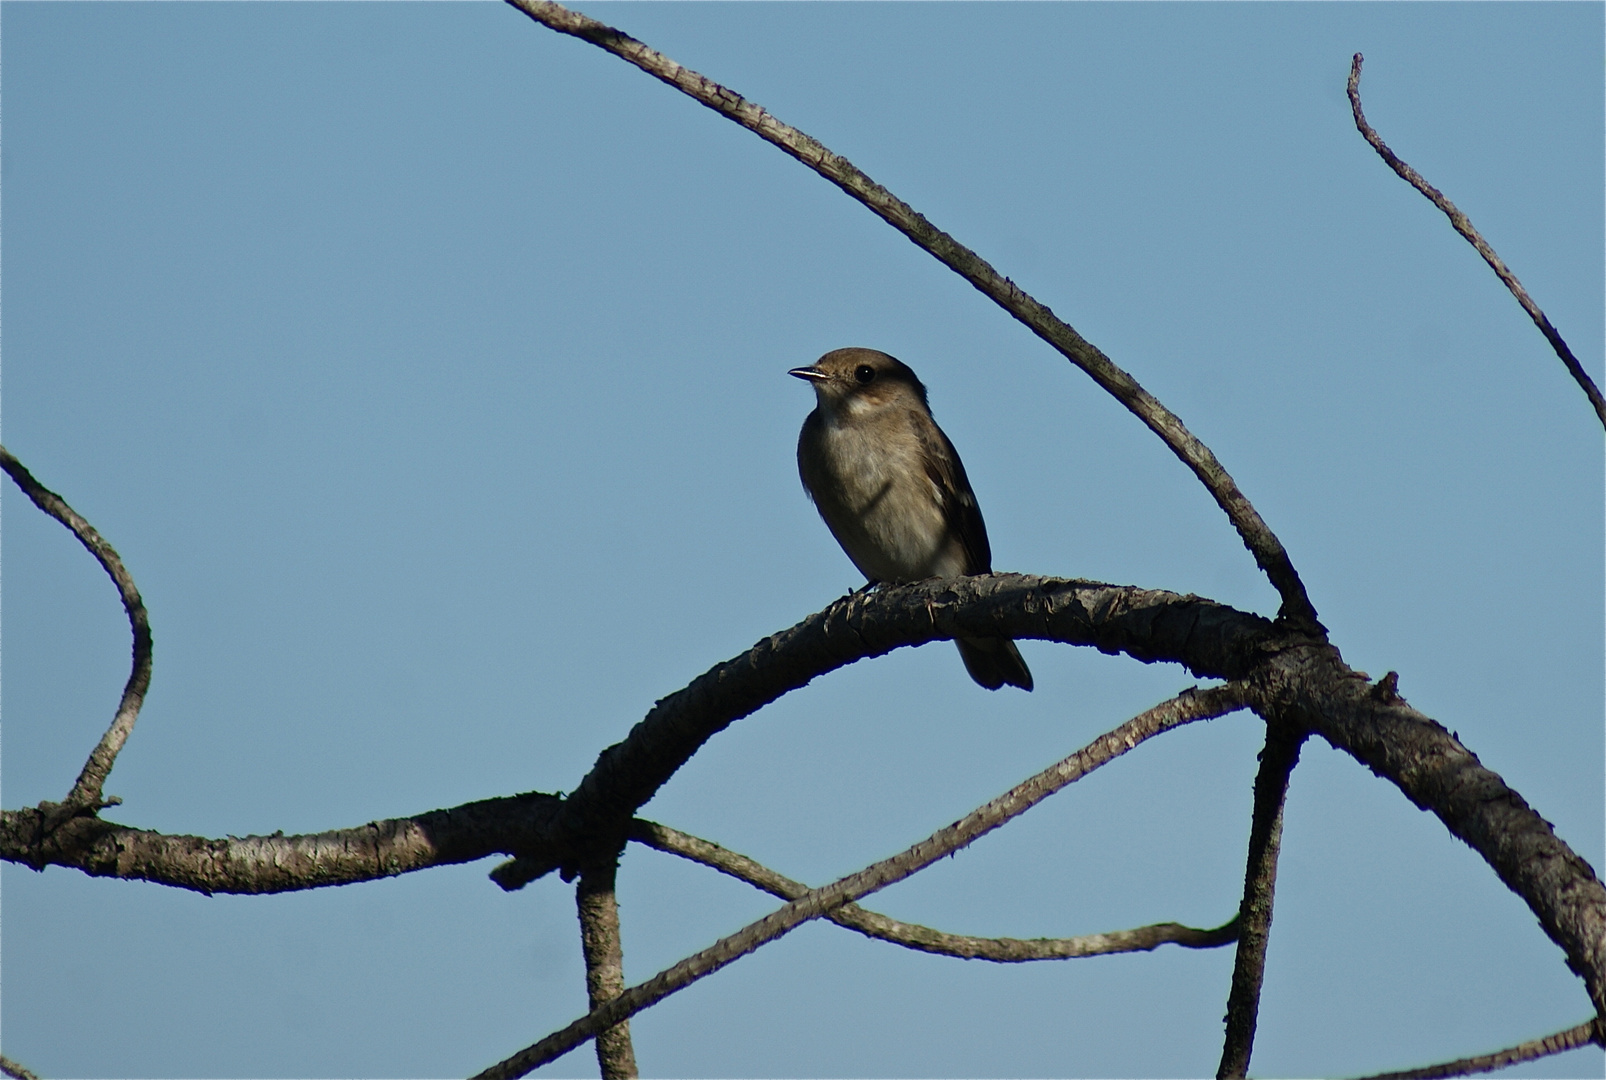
[503,0,1319,630]
[494,575,1279,889]
[1347,55,1606,430]
[477,685,1249,1079]
[631,819,1239,961]
[1,792,563,895]
[1,445,153,810]
[1351,1016,1602,1080]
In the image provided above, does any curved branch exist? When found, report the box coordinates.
[1,445,152,810]
[1347,54,1605,430]
[475,685,1250,1079]
[1246,647,1606,1018]
[1350,1016,1603,1080]
[503,0,1320,631]
[631,819,1239,961]
[492,575,1280,889]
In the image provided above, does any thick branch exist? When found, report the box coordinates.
[1247,647,1606,1017]
[502,0,1319,631]
[1347,54,1605,429]
[1351,1016,1603,1080]
[0,1055,40,1080]
[493,576,1279,889]
[1,792,563,894]
[1218,720,1308,1078]
[631,819,1239,961]
[1,445,152,809]
[576,863,639,1080]
[475,686,1249,1078]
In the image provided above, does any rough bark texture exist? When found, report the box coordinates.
[1218,721,1308,1078]
[577,864,639,1079]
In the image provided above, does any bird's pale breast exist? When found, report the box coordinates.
[800,409,966,583]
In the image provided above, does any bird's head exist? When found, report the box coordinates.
[788,347,930,419]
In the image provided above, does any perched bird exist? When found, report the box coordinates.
[790,347,1033,692]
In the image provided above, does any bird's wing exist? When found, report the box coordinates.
[915,413,993,575]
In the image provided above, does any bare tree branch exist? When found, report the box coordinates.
[1,446,152,811]
[1350,1016,1604,1080]
[576,862,639,1080]
[1,792,564,894]
[492,575,1279,891]
[631,819,1240,961]
[1218,720,1308,1078]
[1346,54,1605,430]
[0,1055,40,1080]
[475,685,1250,1079]
[1244,648,1606,1019]
[501,0,1321,632]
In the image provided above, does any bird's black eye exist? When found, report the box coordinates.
[854,364,876,385]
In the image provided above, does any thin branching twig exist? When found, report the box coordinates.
[0,446,152,812]
[631,819,1239,960]
[474,685,1249,1079]
[1347,54,1605,429]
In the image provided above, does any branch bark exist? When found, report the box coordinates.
[1350,1016,1603,1080]
[1,446,152,812]
[576,862,639,1079]
[475,686,1250,1079]
[1218,720,1308,1078]
[631,819,1240,961]
[501,0,1320,632]
[1347,54,1606,430]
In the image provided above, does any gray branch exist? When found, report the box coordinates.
[1350,1016,1603,1080]
[631,819,1240,961]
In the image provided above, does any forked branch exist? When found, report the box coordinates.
[503,0,1320,632]
[1347,54,1605,429]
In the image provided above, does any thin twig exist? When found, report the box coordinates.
[0,446,152,811]
[1350,1016,1604,1080]
[1218,719,1308,1078]
[503,0,1320,632]
[0,1054,40,1080]
[631,819,1240,961]
[474,684,1250,1079]
[1347,54,1605,430]
[576,863,639,1080]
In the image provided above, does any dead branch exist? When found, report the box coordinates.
[475,686,1250,1078]
[1347,54,1605,429]
[501,0,1321,632]
[631,819,1240,961]
[1350,1016,1603,1080]
[0,446,152,812]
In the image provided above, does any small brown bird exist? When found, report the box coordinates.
[790,347,1032,691]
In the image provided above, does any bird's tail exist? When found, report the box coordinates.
[955,637,1033,692]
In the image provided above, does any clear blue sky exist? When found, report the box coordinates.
[3,3,1601,1077]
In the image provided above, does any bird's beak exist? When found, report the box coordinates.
[789,365,829,382]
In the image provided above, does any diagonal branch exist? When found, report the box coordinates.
[631,819,1240,961]
[1,445,153,811]
[1349,1016,1604,1080]
[503,0,1320,632]
[475,685,1250,1079]
[1347,54,1606,430]
[1217,719,1309,1078]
